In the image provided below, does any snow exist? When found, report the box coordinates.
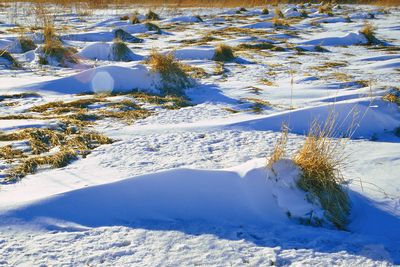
[13,65,161,94]
[78,42,143,61]
[173,47,215,60]
[298,32,368,46]
[163,15,202,23]
[0,3,399,266]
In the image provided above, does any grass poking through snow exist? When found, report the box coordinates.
[293,118,350,230]
[213,44,235,62]
[148,50,192,95]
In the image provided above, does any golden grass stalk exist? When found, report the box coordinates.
[267,124,288,169]
[293,115,350,229]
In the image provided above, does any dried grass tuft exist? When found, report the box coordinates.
[360,21,378,44]
[267,124,288,169]
[148,50,192,95]
[146,10,160,20]
[213,44,235,62]
[293,117,350,229]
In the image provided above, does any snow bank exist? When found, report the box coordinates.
[63,31,115,42]
[298,32,368,46]
[283,8,301,18]
[78,42,143,61]
[0,159,321,227]
[0,119,58,132]
[14,65,161,94]
[163,15,202,23]
[118,24,158,34]
[0,39,17,53]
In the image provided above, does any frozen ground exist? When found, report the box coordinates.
[0,3,399,266]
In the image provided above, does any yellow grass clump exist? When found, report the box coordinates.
[360,21,377,44]
[293,118,350,230]
[267,113,351,229]
[146,10,160,20]
[213,44,235,62]
[148,50,192,95]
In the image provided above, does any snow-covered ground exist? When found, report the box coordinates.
[0,3,399,266]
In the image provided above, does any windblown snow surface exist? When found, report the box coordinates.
[0,3,400,266]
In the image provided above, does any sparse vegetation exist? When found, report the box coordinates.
[111,38,133,61]
[318,3,333,16]
[360,21,378,44]
[40,39,78,66]
[5,131,113,182]
[242,97,273,113]
[236,43,285,52]
[0,49,20,68]
[130,14,140,24]
[147,50,192,95]
[213,44,235,62]
[18,36,37,52]
[145,22,161,34]
[146,10,160,20]
[272,16,289,28]
[267,124,288,169]
[274,7,284,18]
[293,118,350,230]
[114,29,143,43]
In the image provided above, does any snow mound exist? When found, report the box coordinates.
[113,29,143,43]
[78,42,143,61]
[0,38,23,54]
[63,29,143,43]
[117,23,160,34]
[268,159,324,222]
[173,47,215,60]
[298,32,368,46]
[0,159,322,227]
[63,31,115,42]
[283,8,301,18]
[163,15,202,23]
[314,17,350,23]
[14,65,161,94]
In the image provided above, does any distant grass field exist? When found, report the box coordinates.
[0,0,399,8]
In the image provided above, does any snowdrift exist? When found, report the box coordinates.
[241,22,274,29]
[298,32,368,46]
[63,29,142,43]
[226,99,400,139]
[163,15,203,23]
[78,42,143,61]
[14,65,161,94]
[0,159,320,227]
[1,158,399,241]
[173,47,215,60]
[63,31,116,42]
